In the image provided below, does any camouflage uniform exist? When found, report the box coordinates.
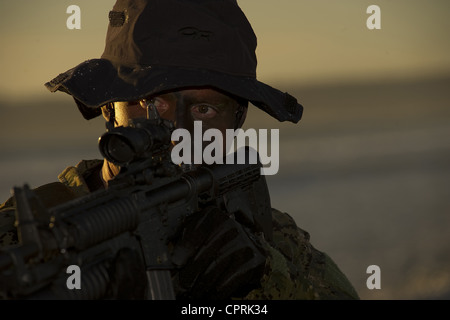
[0,160,359,300]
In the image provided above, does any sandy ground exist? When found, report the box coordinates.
[1,75,449,299]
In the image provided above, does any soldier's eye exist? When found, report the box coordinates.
[191,104,218,120]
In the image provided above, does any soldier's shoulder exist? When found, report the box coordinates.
[270,208,311,258]
[0,181,77,247]
[0,159,102,247]
[269,208,360,299]
[0,204,17,247]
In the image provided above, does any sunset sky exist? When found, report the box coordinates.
[0,0,449,99]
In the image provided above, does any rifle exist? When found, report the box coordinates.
[0,115,273,300]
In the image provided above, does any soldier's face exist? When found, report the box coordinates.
[112,88,245,136]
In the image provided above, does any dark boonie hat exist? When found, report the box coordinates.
[45,0,303,123]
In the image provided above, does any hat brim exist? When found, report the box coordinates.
[45,59,303,123]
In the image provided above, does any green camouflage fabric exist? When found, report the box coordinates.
[0,160,359,300]
[244,209,359,299]
[0,160,103,247]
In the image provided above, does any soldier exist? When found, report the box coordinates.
[0,0,359,300]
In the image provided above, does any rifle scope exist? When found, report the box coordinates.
[98,119,173,166]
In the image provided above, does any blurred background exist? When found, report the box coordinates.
[1,0,449,299]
